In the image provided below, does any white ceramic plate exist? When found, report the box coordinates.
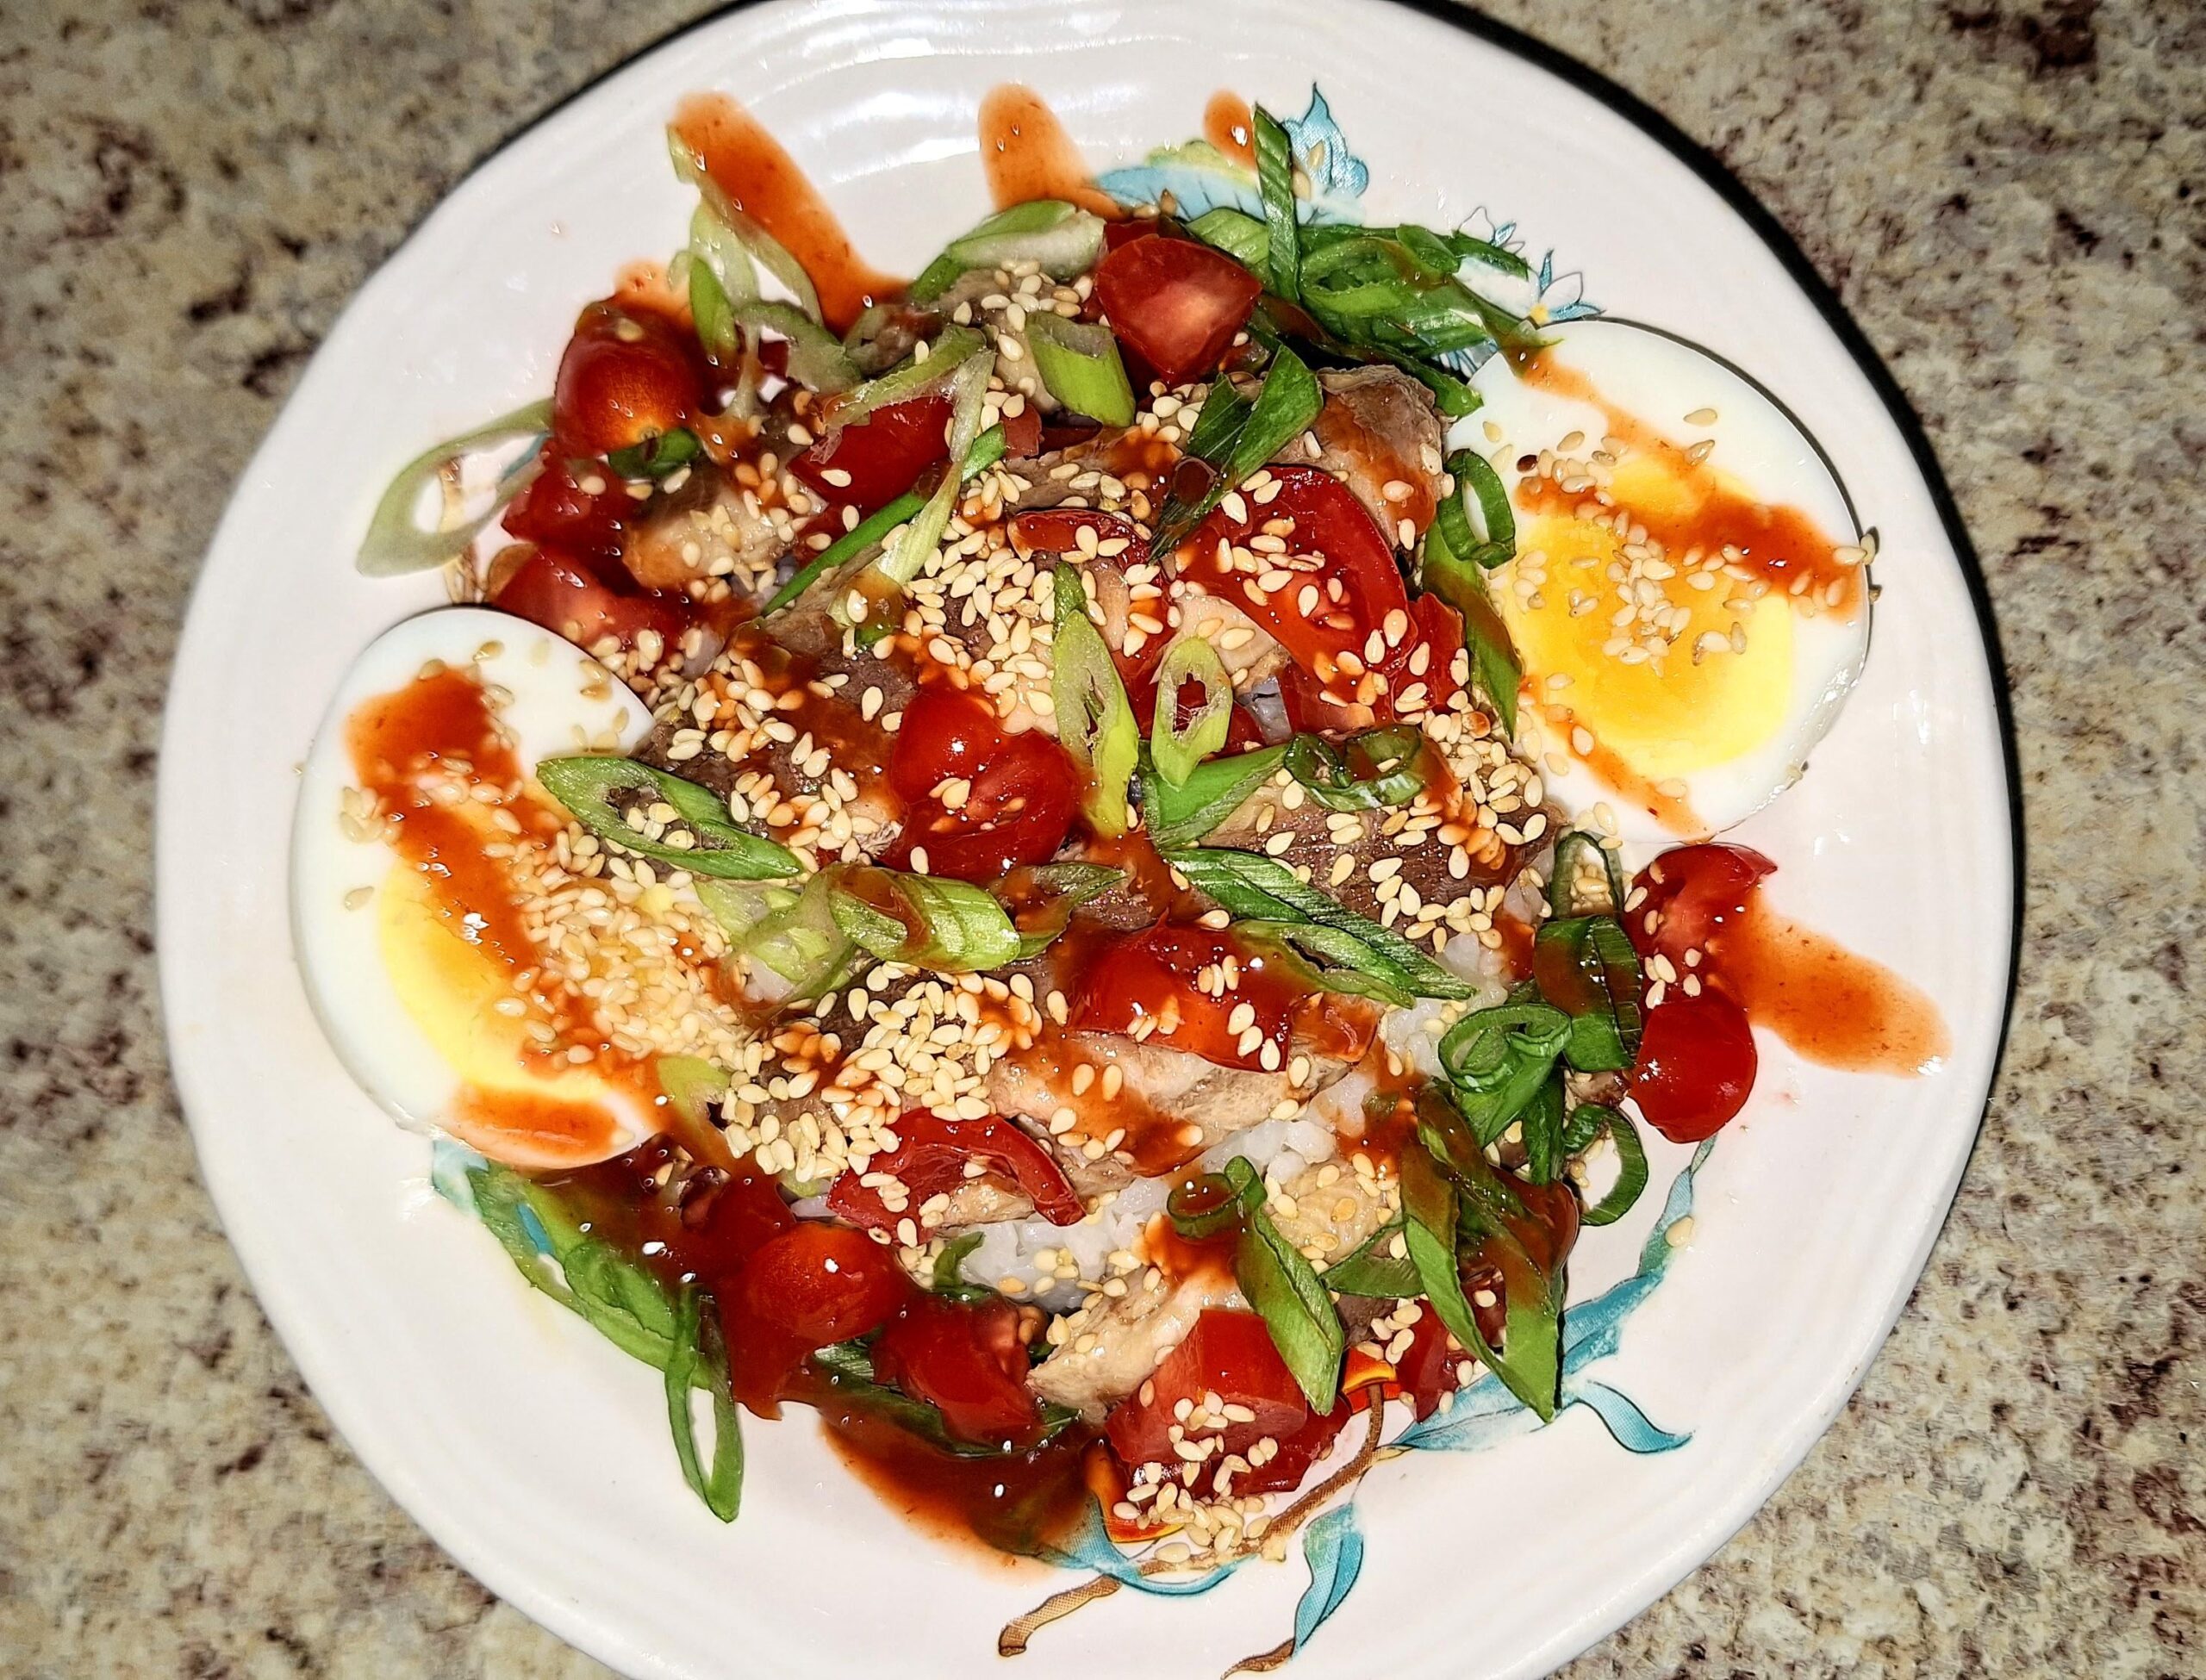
[158,2,2016,1676]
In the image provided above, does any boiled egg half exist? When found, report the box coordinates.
[291,607,660,1169]
[1467,320,1872,842]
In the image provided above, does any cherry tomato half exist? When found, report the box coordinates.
[826,1111,1082,1234]
[1627,843,1777,972]
[885,688,1078,883]
[871,1293,1042,1447]
[502,445,630,561]
[552,301,706,457]
[791,390,953,513]
[1177,465,1416,712]
[1093,235,1262,387]
[1629,989,1759,1142]
[491,546,693,655]
[1072,924,1299,1071]
[1104,1310,1348,1494]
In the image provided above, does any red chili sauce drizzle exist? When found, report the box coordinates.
[1641,845,1951,1076]
[1203,92,1256,166]
[345,665,655,1161]
[976,84,1122,219]
[669,93,906,334]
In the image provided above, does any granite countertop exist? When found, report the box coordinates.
[1,0,2197,1673]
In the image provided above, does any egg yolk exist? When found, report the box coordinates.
[1498,456,1795,782]
[377,860,631,1169]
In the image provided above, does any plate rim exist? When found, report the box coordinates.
[156,3,2022,1676]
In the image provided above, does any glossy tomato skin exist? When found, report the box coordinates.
[1094,236,1262,386]
[1179,465,1416,712]
[885,688,1079,883]
[722,1222,913,1414]
[1073,924,1297,1070]
[1630,989,1759,1142]
[826,1111,1081,1233]
[492,547,693,654]
[502,445,629,561]
[552,302,706,457]
[790,390,953,513]
[871,1293,1043,1447]
[1627,843,1776,969]
[1104,1310,1349,1494]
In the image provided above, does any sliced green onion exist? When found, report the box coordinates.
[1319,1221,1419,1297]
[1167,1154,1262,1240]
[1166,846,1475,1001]
[1534,914,1646,1073]
[1284,725,1428,812]
[463,1160,744,1516]
[1251,103,1300,301]
[763,423,1006,616]
[1435,448,1517,570]
[730,299,858,393]
[828,866,1022,974]
[1566,1106,1650,1227]
[357,400,552,578]
[1237,1194,1344,1412]
[1140,741,1286,850]
[664,1286,745,1521]
[535,756,801,881]
[699,872,863,999]
[932,1229,988,1298]
[909,201,1106,302]
[1419,519,1522,735]
[1400,1142,1523,1407]
[1521,1069,1566,1185]
[866,348,994,596]
[998,862,1124,960]
[1025,312,1135,425]
[669,129,821,321]
[821,324,988,434]
[1152,346,1322,553]
[1182,377,1254,464]
[606,427,702,481]
[1438,999,1573,1146]
[1051,562,1141,837]
[1187,206,1271,271]
[1150,635,1233,787]
[1548,829,1630,919]
[1238,921,1413,1010]
[686,252,740,364]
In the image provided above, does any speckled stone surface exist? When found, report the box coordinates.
[0,0,2197,1674]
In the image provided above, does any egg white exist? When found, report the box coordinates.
[290,607,657,1165]
[1466,319,1871,842]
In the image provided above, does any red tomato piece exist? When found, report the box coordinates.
[502,445,630,560]
[491,547,693,655]
[790,390,953,513]
[717,1222,912,1415]
[1390,593,1464,716]
[885,687,1078,883]
[1104,1310,1346,1492]
[1178,465,1414,708]
[1391,1310,1471,1418]
[1094,235,1262,386]
[1629,989,1759,1142]
[1006,507,1144,561]
[738,1222,911,1346]
[826,1111,1081,1233]
[871,1293,1043,1447]
[552,301,707,457]
[669,1157,797,1291]
[999,403,1044,459]
[1627,843,1777,973]
[1072,924,1298,1071]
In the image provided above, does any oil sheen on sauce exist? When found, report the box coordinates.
[345,665,651,1161]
